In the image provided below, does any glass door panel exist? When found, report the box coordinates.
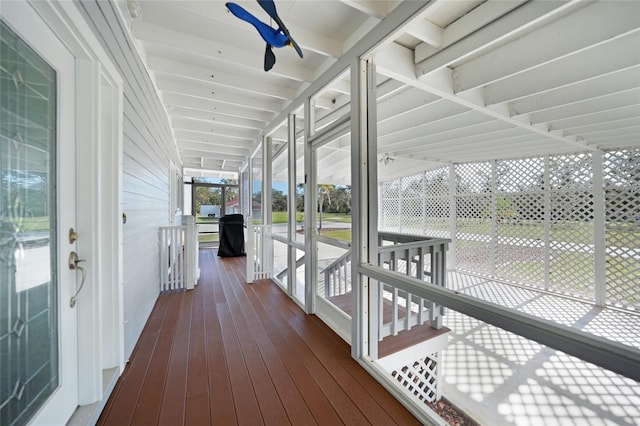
[194,186,221,246]
[1,16,75,425]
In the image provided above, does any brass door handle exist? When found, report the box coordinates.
[69,251,86,307]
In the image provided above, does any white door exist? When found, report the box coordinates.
[1,2,79,425]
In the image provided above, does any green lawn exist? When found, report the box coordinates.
[319,229,351,241]
[271,211,352,224]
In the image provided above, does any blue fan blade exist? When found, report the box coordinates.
[226,2,288,48]
[264,44,276,71]
[257,0,279,22]
[257,0,303,58]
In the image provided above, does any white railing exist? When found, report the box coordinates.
[323,250,352,298]
[319,231,449,338]
[159,216,199,291]
[247,223,272,282]
[378,233,449,336]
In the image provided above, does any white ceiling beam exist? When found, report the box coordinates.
[132,21,313,82]
[171,0,343,58]
[168,106,265,131]
[484,33,640,106]
[262,0,443,142]
[171,117,259,140]
[532,91,640,124]
[339,0,442,47]
[179,148,246,162]
[178,140,249,157]
[156,77,286,113]
[378,102,471,142]
[560,115,640,135]
[578,126,640,141]
[173,130,254,149]
[382,120,519,154]
[509,68,640,116]
[162,93,275,123]
[403,19,443,48]
[174,129,253,149]
[453,2,640,93]
[147,55,297,101]
[415,0,526,63]
[547,105,640,131]
[390,126,532,155]
[338,0,394,19]
[376,42,595,152]
[416,0,583,77]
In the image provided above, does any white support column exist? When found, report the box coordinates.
[287,114,297,297]
[304,98,317,314]
[264,136,273,278]
[448,164,457,270]
[593,150,607,306]
[544,156,551,290]
[352,57,377,360]
[246,158,254,283]
[422,171,427,234]
[489,160,497,276]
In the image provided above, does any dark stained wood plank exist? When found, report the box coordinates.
[130,294,183,425]
[288,315,402,426]
[185,284,211,425]
[98,295,171,425]
[222,268,318,425]
[200,251,237,425]
[217,303,264,425]
[98,249,420,426]
[304,357,371,425]
[157,291,192,426]
[247,280,343,426]
[216,257,291,425]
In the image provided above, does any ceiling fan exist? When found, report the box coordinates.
[226,0,304,72]
[379,153,395,165]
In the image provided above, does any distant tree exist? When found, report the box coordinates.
[317,184,335,231]
[271,189,287,212]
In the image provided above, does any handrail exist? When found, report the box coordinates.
[321,250,352,298]
[159,216,199,291]
[318,232,450,337]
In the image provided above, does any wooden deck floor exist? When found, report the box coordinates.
[98,249,420,425]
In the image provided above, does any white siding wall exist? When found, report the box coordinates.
[78,1,181,358]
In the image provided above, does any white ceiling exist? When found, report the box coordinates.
[120,0,640,183]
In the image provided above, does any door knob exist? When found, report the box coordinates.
[69,251,86,307]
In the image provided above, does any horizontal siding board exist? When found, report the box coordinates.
[123,172,169,202]
[78,1,181,358]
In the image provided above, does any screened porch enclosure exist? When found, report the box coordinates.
[238,1,640,422]
[115,0,640,424]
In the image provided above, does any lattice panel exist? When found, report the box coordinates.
[380,181,400,230]
[424,199,450,238]
[604,148,640,311]
[401,197,425,233]
[456,162,492,194]
[424,167,450,197]
[497,157,545,192]
[424,167,450,238]
[549,153,592,190]
[549,191,594,299]
[495,193,546,287]
[390,353,441,403]
[456,195,492,274]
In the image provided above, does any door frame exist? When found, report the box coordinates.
[17,0,124,421]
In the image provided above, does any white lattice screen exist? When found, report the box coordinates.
[379,148,639,311]
[390,353,441,403]
[604,148,640,310]
[495,158,546,288]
